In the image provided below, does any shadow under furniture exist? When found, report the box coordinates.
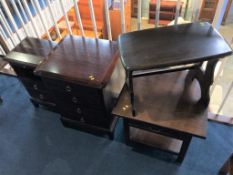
[35,36,125,139]
[4,38,57,110]
[114,22,232,163]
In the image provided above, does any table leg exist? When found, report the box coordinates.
[219,154,233,175]
[177,135,192,163]
[0,96,2,105]
[185,59,219,106]
[123,119,130,144]
[126,70,136,116]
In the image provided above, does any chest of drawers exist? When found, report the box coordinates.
[35,35,125,138]
[4,38,57,109]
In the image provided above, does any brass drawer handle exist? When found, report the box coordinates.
[33,84,38,90]
[39,94,44,100]
[65,85,72,92]
[76,108,82,114]
[72,97,78,103]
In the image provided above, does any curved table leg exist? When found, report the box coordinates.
[185,59,219,106]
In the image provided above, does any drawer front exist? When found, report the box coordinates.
[44,78,104,109]
[11,64,35,79]
[27,90,55,103]
[20,77,47,92]
[59,106,110,127]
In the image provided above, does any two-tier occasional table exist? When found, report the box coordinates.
[118,22,232,116]
[113,22,232,162]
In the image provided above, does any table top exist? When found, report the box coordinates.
[118,22,232,71]
[4,37,57,67]
[112,71,208,138]
[35,35,119,88]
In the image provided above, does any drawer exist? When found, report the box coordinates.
[27,90,55,103]
[60,110,84,122]
[11,64,35,79]
[44,78,104,109]
[20,77,47,92]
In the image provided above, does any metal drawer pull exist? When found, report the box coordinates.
[65,85,72,92]
[72,97,78,103]
[39,94,44,100]
[76,108,82,114]
[33,84,38,90]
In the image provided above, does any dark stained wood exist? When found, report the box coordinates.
[35,35,119,89]
[13,37,57,57]
[118,22,232,116]
[113,71,208,162]
[4,52,44,68]
[3,37,57,110]
[112,71,208,138]
[35,35,125,138]
[118,22,232,71]
[130,127,183,154]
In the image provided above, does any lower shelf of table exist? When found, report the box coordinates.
[130,127,182,154]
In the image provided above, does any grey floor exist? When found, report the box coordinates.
[0,74,233,175]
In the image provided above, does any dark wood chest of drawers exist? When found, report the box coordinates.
[4,37,57,109]
[35,36,125,138]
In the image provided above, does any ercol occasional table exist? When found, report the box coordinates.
[112,71,208,163]
[35,36,125,139]
[4,38,57,110]
[118,22,232,116]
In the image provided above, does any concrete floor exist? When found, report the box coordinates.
[131,18,233,118]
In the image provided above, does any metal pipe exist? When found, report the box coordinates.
[120,0,125,33]
[88,0,98,38]
[45,0,62,39]
[11,0,30,36]
[21,0,41,38]
[155,0,160,27]
[59,0,73,35]
[34,0,52,40]
[174,0,181,25]
[138,0,142,30]
[1,0,22,41]
[73,0,85,36]
[104,0,112,40]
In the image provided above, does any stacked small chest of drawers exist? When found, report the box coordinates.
[4,37,57,109]
[35,35,125,138]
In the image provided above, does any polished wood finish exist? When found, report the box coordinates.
[112,71,208,162]
[4,37,57,109]
[118,22,232,115]
[36,35,119,88]
[118,22,232,71]
[35,35,125,138]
